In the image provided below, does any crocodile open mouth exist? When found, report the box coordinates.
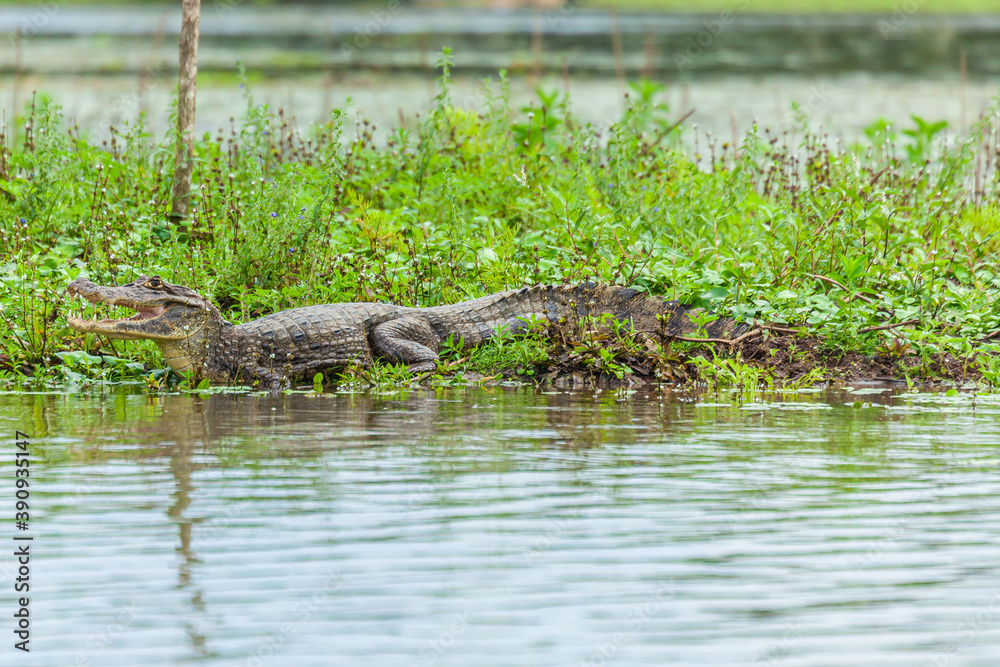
[66,292,168,331]
[64,276,208,342]
[71,305,165,324]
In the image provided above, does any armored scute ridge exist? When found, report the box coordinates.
[66,275,747,386]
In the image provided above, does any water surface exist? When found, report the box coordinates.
[2,386,1000,666]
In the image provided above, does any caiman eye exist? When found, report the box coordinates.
[146,277,163,289]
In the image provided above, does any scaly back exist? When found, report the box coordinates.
[424,282,746,345]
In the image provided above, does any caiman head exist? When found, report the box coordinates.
[66,275,225,378]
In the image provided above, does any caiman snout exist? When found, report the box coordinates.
[65,275,212,341]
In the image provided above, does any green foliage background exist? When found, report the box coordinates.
[2,56,1000,384]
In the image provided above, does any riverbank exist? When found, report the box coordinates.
[2,7,999,77]
[2,70,1000,391]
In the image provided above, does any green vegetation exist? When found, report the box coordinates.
[2,53,1000,391]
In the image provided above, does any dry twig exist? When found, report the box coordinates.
[810,273,875,304]
[760,323,804,335]
[858,319,919,334]
[671,326,763,347]
[640,109,695,157]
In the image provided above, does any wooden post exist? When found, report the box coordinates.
[171,0,201,221]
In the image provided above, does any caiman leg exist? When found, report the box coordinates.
[371,317,441,373]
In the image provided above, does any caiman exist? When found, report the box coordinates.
[66,275,747,386]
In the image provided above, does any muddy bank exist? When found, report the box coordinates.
[498,330,994,390]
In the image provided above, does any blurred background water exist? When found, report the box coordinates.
[1,5,997,142]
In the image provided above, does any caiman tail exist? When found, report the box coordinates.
[558,282,747,339]
[423,282,747,349]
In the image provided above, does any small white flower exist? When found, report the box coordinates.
[513,165,528,187]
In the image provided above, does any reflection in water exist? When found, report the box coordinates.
[168,438,209,658]
[4,386,1000,666]
[15,385,907,458]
